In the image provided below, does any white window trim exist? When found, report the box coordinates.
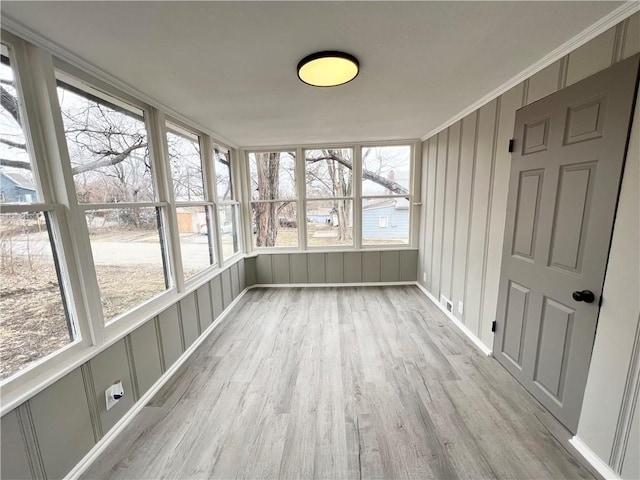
[165,117,220,281]
[245,149,300,251]
[243,141,418,252]
[215,147,242,264]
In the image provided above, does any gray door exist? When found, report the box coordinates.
[494,54,639,433]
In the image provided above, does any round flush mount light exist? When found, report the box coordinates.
[297,51,359,87]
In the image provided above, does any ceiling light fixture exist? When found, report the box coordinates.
[297,51,359,87]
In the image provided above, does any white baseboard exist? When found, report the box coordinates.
[569,436,621,480]
[252,281,415,288]
[65,288,250,480]
[415,283,493,357]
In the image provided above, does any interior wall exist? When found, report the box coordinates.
[0,258,248,480]
[577,89,640,478]
[417,12,639,478]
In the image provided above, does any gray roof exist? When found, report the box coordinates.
[363,198,410,211]
[1,170,36,190]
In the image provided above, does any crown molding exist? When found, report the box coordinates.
[420,1,640,142]
[0,16,239,150]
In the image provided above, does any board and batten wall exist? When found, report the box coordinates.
[417,12,639,478]
[1,258,249,480]
[576,81,640,480]
[254,250,418,285]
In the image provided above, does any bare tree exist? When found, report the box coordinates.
[253,152,280,246]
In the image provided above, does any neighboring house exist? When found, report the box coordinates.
[0,170,37,203]
[176,207,205,234]
[362,197,409,240]
[307,208,335,225]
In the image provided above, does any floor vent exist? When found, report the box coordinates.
[440,295,453,313]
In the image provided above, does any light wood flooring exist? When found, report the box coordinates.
[83,286,595,479]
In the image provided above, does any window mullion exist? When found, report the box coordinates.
[11,42,104,345]
[296,146,306,251]
[147,107,185,292]
[201,135,222,266]
[354,144,362,249]
[228,148,244,256]
[410,142,421,248]
[238,149,252,254]
[212,150,228,268]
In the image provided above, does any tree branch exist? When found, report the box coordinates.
[306,153,409,195]
[71,142,147,175]
[0,138,27,150]
[0,158,31,170]
[0,85,21,126]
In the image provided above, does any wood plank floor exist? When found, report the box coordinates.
[83,286,595,479]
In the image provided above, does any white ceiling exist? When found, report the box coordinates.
[0,1,625,147]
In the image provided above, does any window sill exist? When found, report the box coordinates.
[249,246,417,255]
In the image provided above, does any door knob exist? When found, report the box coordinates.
[572,290,595,303]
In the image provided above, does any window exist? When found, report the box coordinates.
[83,207,168,319]
[1,44,77,380]
[0,212,75,380]
[0,46,39,204]
[215,149,240,260]
[249,151,297,248]
[362,145,411,245]
[166,122,215,279]
[57,76,171,323]
[215,148,233,202]
[56,80,152,204]
[305,148,353,247]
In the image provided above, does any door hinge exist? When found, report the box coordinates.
[492,321,497,333]
[508,139,515,153]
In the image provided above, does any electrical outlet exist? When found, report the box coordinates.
[458,301,464,314]
[105,380,124,411]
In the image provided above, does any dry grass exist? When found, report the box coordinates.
[0,259,69,380]
[0,261,173,380]
[252,225,407,247]
[95,264,167,322]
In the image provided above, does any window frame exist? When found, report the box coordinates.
[0,34,95,400]
[242,141,416,253]
[165,118,219,284]
[246,149,299,250]
[303,146,356,250]
[56,69,177,329]
[215,147,242,263]
[361,144,414,247]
